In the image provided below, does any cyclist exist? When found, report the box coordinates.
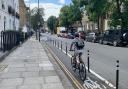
[70,33,85,63]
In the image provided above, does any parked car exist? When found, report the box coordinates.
[99,29,128,46]
[86,32,97,42]
[57,33,63,37]
[78,31,86,40]
[57,31,67,38]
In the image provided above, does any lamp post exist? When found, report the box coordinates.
[38,0,40,42]
[29,0,31,37]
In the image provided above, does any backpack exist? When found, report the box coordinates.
[75,39,85,49]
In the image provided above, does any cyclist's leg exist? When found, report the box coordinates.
[73,51,77,63]
[74,50,79,63]
[78,52,83,63]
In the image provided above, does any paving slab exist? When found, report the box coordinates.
[0,78,23,86]
[0,86,17,89]
[23,77,44,85]
[17,85,42,89]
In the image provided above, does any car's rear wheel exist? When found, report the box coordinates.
[113,41,118,47]
[99,39,103,44]
[103,40,107,45]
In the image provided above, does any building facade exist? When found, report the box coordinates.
[0,0,20,32]
[82,10,97,33]
[19,0,27,29]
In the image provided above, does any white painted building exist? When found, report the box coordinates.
[0,0,20,32]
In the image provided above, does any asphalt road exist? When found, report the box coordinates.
[41,33,128,89]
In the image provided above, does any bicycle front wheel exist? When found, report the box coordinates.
[71,56,76,72]
[79,63,86,81]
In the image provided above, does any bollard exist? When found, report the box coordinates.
[66,42,67,55]
[116,60,119,89]
[53,40,54,46]
[87,50,90,73]
[1,31,3,50]
[39,31,40,42]
[58,41,59,48]
[61,41,62,51]
[55,40,56,47]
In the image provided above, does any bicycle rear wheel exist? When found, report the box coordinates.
[79,63,86,81]
[71,56,76,72]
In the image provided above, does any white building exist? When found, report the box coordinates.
[0,0,20,32]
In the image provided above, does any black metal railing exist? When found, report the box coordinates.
[0,30,32,52]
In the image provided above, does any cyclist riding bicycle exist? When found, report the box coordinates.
[70,33,85,63]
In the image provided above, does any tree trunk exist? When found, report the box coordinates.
[80,20,83,31]
[116,0,125,29]
[97,16,100,34]
[100,16,105,33]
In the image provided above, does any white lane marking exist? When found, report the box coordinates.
[83,77,102,89]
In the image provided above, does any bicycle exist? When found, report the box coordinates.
[70,50,86,81]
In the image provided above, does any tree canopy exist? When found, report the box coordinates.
[47,16,57,34]
[59,0,88,31]
[58,0,128,33]
[30,7,44,30]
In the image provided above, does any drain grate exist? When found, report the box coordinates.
[0,65,8,72]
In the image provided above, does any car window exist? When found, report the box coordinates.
[105,31,109,35]
[115,30,119,35]
[89,33,95,37]
[109,30,114,34]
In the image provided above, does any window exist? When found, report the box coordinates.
[1,0,5,9]
[105,31,109,35]
[4,16,6,31]
[108,30,114,34]
[9,19,11,28]
[115,31,119,35]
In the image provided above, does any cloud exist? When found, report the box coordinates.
[59,0,65,4]
[24,0,29,2]
[29,3,62,21]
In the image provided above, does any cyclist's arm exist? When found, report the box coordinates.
[70,39,76,50]
[70,42,73,50]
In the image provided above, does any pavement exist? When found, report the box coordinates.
[0,36,75,89]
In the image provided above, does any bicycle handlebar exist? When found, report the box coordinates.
[69,49,75,51]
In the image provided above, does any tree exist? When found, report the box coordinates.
[86,0,111,33]
[109,0,128,29]
[59,0,87,31]
[59,5,72,31]
[47,16,57,34]
[30,7,44,30]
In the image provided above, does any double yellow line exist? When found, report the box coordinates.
[45,43,87,89]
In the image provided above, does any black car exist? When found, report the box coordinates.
[99,29,128,46]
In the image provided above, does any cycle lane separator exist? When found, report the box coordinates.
[45,43,87,89]
[58,46,116,89]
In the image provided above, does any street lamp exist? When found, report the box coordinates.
[38,0,40,42]
[29,0,31,37]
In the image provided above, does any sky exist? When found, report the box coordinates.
[24,0,72,21]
